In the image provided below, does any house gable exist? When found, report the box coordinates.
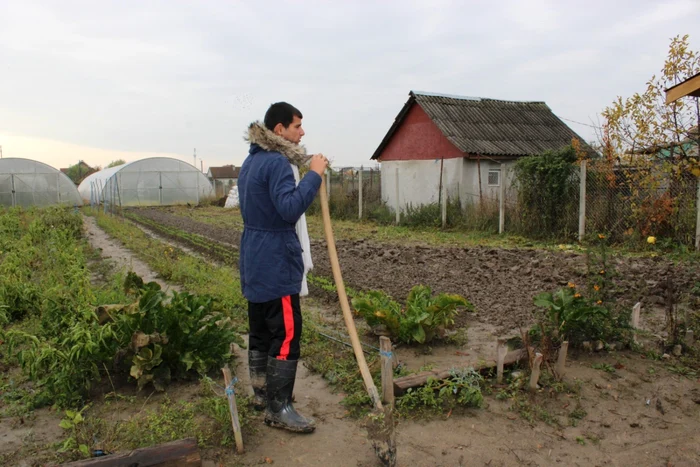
[377,103,463,162]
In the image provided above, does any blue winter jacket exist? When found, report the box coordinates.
[238,136,321,303]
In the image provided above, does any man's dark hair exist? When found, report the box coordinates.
[264,102,303,131]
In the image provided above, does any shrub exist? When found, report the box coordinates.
[512,145,579,240]
[112,280,244,390]
[530,287,622,346]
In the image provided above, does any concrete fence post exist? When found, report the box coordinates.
[578,160,587,242]
[499,163,506,234]
[359,166,363,220]
[395,166,400,225]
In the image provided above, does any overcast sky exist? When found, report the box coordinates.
[1,0,699,172]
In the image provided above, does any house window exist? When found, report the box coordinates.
[488,169,500,187]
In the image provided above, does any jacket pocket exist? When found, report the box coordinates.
[285,240,304,284]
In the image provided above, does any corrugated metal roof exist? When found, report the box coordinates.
[371,91,591,159]
[209,165,240,179]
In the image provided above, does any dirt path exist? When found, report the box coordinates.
[83,215,180,293]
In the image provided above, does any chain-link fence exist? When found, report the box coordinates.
[585,161,699,246]
[302,159,700,250]
[306,166,383,220]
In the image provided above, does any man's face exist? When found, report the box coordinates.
[275,116,305,145]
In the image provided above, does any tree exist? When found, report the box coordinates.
[107,159,126,168]
[598,34,700,244]
[64,161,95,185]
[602,34,699,161]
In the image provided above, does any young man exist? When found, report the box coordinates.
[237,102,328,433]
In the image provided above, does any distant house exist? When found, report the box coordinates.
[371,91,590,211]
[60,161,97,185]
[207,165,240,198]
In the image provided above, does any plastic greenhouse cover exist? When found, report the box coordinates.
[0,157,83,208]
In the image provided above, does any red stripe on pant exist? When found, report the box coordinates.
[277,295,294,360]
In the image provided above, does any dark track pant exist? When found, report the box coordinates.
[248,294,302,361]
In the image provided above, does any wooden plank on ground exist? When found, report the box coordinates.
[58,437,201,467]
[393,348,528,395]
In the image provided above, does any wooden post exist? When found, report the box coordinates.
[359,166,363,220]
[395,166,400,225]
[392,348,528,395]
[578,160,587,242]
[555,341,569,380]
[441,165,447,228]
[59,438,201,466]
[695,179,700,251]
[222,366,244,454]
[631,302,641,343]
[685,329,694,347]
[499,163,506,234]
[529,353,543,392]
[380,336,394,407]
[496,338,507,384]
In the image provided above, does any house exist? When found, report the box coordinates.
[60,161,97,185]
[371,91,590,211]
[206,165,240,198]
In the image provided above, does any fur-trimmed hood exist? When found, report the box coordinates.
[245,121,310,167]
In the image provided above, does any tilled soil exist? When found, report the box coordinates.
[128,207,699,333]
[131,207,242,247]
[310,239,699,332]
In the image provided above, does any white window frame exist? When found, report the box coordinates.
[487,168,501,187]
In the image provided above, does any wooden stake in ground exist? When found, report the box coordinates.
[319,178,395,467]
[380,336,395,407]
[631,302,641,343]
[496,338,508,384]
[222,365,244,454]
[555,341,569,380]
[529,353,543,392]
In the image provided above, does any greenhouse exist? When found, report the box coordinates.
[78,157,214,207]
[0,158,83,208]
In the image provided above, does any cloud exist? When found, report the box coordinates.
[608,0,700,39]
[515,48,599,74]
[0,0,699,170]
[0,131,188,172]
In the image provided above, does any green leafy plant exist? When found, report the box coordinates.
[531,286,617,346]
[530,234,630,348]
[591,363,615,373]
[396,368,483,416]
[352,285,473,344]
[58,406,91,458]
[112,281,245,391]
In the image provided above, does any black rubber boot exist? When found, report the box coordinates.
[264,357,316,433]
[249,350,268,411]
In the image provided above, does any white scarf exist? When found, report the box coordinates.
[290,164,313,296]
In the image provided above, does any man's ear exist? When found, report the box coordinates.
[273,123,285,136]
